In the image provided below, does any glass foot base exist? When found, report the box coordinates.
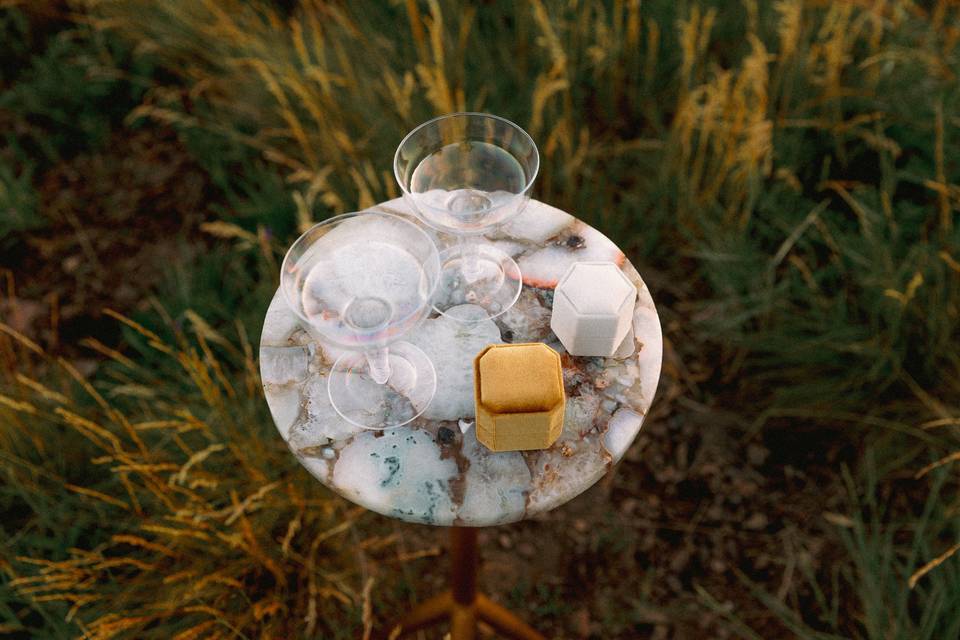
[433,244,521,322]
[328,342,436,429]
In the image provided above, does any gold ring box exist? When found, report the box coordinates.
[473,343,565,452]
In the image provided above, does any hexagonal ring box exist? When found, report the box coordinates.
[473,343,565,452]
[550,261,638,357]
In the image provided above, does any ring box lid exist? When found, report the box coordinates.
[476,343,564,413]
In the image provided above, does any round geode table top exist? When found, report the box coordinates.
[259,197,662,527]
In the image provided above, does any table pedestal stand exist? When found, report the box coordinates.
[382,528,546,640]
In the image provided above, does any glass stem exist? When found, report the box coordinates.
[459,235,483,282]
[365,347,391,385]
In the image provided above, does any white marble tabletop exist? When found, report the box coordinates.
[259,198,662,527]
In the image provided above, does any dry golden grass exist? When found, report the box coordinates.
[2,0,959,636]
[1,306,384,638]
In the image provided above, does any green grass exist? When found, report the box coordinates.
[0,12,154,163]
[701,456,960,640]
[0,158,40,244]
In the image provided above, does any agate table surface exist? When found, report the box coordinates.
[259,198,662,527]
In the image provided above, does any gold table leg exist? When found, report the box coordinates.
[382,528,546,640]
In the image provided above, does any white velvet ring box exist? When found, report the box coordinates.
[550,261,637,357]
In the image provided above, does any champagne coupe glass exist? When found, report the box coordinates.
[281,211,441,430]
[394,113,539,322]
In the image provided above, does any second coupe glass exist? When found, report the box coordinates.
[394,113,539,322]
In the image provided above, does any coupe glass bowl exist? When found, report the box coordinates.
[281,211,441,429]
[394,113,539,322]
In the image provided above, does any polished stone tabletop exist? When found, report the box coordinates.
[259,198,662,526]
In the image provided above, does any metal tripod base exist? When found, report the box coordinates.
[380,528,546,640]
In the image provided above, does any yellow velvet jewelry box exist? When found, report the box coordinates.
[473,343,565,452]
